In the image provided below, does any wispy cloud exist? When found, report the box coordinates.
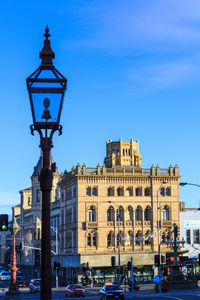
[128,58,200,90]
[61,0,200,52]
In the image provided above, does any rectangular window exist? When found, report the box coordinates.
[186,229,191,244]
[193,229,199,244]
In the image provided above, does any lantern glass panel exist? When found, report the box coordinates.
[31,91,63,123]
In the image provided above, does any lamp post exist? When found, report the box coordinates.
[26,26,67,300]
[180,182,200,188]
[9,218,20,291]
[157,180,167,294]
[108,201,121,288]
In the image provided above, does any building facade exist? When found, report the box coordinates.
[13,155,60,271]
[180,209,200,258]
[59,139,180,283]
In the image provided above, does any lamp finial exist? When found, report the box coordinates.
[39,26,55,66]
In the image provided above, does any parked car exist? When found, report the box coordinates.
[16,276,26,287]
[0,271,11,281]
[29,279,41,293]
[65,284,85,297]
[99,285,125,300]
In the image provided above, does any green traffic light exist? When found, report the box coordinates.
[2,225,6,230]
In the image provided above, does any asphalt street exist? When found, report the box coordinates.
[0,284,200,299]
[0,287,198,300]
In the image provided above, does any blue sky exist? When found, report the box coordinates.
[0,0,200,214]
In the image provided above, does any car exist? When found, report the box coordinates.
[195,273,200,287]
[99,285,125,300]
[0,267,5,275]
[16,276,26,287]
[0,271,11,281]
[29,279,41,293]
[65,284,85,297]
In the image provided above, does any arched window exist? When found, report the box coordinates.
[135,231,142,245]
[92,187,98,196]
[88,206,96,222]
[135,206,143,221]
[117,187,124,196]
[126,187,133,196]
[144,206,151,221]
[160,187,165,196]
[136,187,142,196]
[144,231,152,245]
[166,187,171,196]
[162,205,170,221]
[128,231,134,245]
[86,187,91,196]
[87,233,91,246]
[107,206,115,221]
[128,206,133,221]
[145,187,151,196]
[118,206,124,221]
[93,231,97,247]
[108,187,114,196]
[107,231,115,247]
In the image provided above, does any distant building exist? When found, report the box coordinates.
[180,208,200,259]
[13,155,60,270]
[59,139,180,283]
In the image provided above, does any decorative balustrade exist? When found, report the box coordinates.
[87,222,98,228]
[62,164,178,178]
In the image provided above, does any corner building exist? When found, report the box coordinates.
[59,139,180,282]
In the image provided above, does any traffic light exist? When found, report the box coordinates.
[154,255,160,267]
[161,255,165,264]
[127,261,132,270]
[198,253,200,265]
[111,256,116,268]
[54,262,60,270]
[0,214,8,231]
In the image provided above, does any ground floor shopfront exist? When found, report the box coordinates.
[59,251,157,284]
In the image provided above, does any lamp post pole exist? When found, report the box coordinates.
[26,26,67,300]
[117,209,121,289]
[157,181,167,294]
[108,201,121,288]
[9,218,20,292]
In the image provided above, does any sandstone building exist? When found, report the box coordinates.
[59,139,180,282]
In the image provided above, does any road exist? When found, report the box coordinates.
[4,287,200,299]
[0,283,200,299]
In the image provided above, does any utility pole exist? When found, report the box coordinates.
[117,209,121,288]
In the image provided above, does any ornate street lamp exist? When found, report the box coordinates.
[9,218,20,292]
[26,26,67,300]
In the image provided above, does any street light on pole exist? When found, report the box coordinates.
[26,26,67,300]
[9,218,20,292]
[157,180,167,294]
[108,201,121,288]
[180,182,200,188]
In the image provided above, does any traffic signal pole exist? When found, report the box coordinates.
[131,258,133,297]
[173,223,178,266]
